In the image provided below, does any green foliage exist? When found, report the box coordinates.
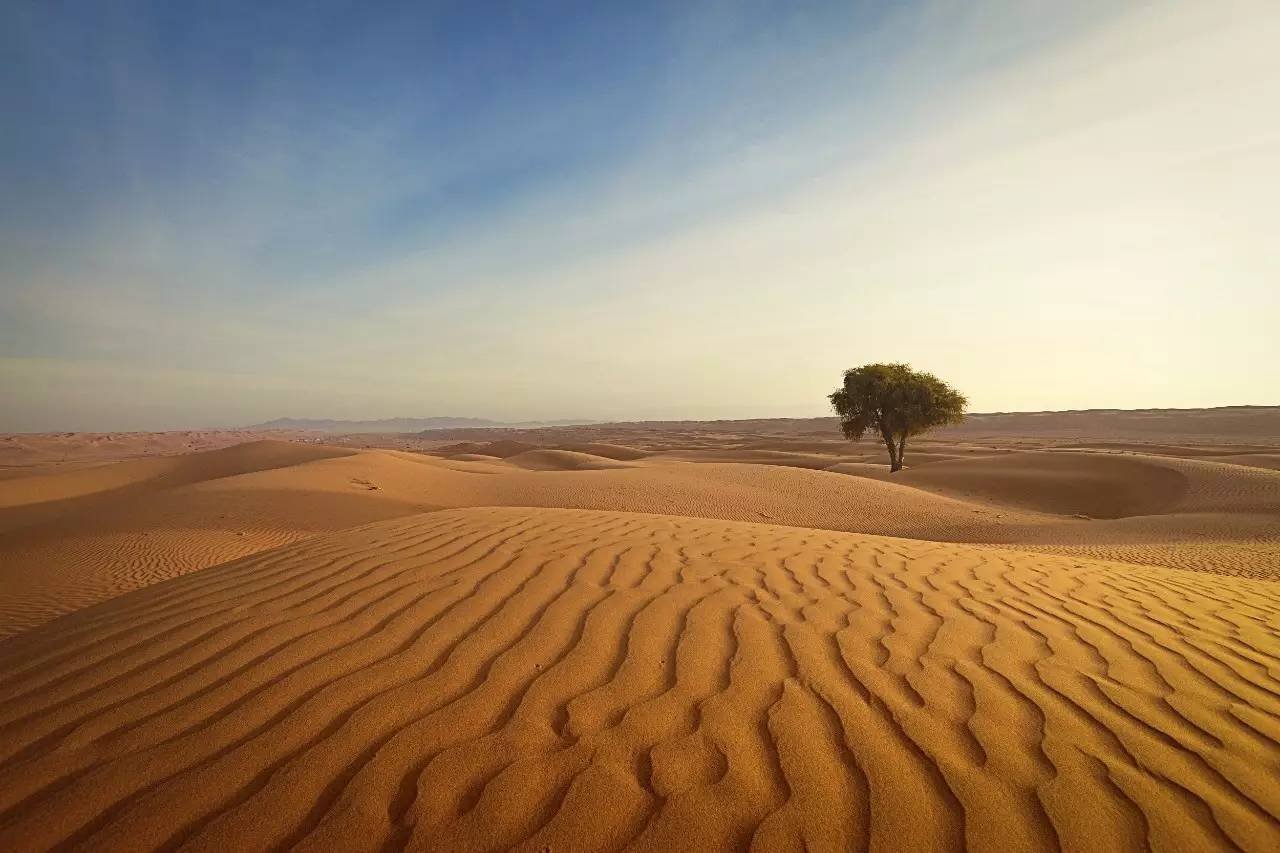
[829,363,967,471]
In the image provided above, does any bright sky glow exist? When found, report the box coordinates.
[2,0,1277,430]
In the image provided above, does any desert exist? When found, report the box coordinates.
[5,2,1279,849]
[0,409,1277,851]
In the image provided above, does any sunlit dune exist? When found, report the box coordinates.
[3,435,1280,639]
[0,427,1277,850]
[0,507,1276,851]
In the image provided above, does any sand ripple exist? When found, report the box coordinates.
[0,507,1275,851]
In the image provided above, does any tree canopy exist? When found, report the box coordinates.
[829,363,967,472]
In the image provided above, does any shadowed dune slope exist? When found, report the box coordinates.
[554,443,651,461]
[467,440,540,458]
[503,450,639,471]
[886,452,1190,518]
[0,446,432,637]
[0,508,1275,852]
[0,440,354,523]
[1202,453,1280,472]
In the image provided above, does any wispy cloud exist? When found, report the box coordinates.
[2,0,1276,430]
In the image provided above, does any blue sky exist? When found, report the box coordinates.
[2,1,1278,430]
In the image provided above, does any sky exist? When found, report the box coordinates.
[2,0,1278,431]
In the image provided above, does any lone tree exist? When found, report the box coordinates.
[829,363,967,472]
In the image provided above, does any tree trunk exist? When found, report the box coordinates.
[885,432,906,471]
[881,429,899,472]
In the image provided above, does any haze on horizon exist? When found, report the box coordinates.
[2,0,1278,433]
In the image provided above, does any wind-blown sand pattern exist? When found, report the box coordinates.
[3,437,1279,637]
[0,507,1276,851]
[1,428,1279,851]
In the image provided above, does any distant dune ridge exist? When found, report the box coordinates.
[245,416,595,433]
[418,406,1280,443]
[0,430,306,470]
[0,418,1278,850]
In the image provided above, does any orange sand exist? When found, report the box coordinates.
[0,429,1277,850]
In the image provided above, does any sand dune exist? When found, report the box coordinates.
[437,441,649,465]
[1202,453,1280,472]
[440,440,540,459]
[446,452,509,463]
[653,449,873,470]
[823,461,893,477]
[4,440,1280,637]
[555,442,651,461]
[0,443,433,636]
[503,449,639,471]
[0,447,981,636]
[0,507,1275,851]
[0,430,323,473]
[0,433,1278,851]
[0,440,353,523]
[885,452,1191,518]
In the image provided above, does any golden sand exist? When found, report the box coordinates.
[0,434,1277,850]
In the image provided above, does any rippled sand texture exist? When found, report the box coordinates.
[4,436,1280,638]
[0,508,1276,852]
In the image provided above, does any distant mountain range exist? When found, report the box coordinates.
[244,417,595,433]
